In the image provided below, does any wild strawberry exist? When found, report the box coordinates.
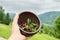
[20,23,26,27]
[22,23,26,27]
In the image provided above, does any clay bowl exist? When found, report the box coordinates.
[18,11,41,37]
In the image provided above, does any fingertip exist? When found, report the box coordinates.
[13,13,19,23]
[16,12,20,15]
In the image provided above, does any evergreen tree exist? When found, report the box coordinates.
[0,6,11,25]
[4,13,11,25]
[0,6,4,23]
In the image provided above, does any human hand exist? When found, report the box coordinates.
[8,13,26,40]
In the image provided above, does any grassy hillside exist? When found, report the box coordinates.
[0,24,11,39]
[39,11,60,25]
[29,33,59,40]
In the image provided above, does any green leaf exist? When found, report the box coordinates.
[26,18,31,25]
[25,25,29,29]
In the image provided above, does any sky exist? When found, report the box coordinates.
[0,0,60,15]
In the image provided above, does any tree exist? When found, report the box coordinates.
[0,6,5,23]
[55,16,60,31]
[54,16,60,38]
[3,13,11,25]
[0,6,11,25]
[40,24,50,34]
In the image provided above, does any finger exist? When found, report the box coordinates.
[12,13,20,34]
[12,13,19,29]
[13,13,19,24]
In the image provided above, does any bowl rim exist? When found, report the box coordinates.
[18,11,41,34]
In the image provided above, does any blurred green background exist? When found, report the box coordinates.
[0,6,60,40]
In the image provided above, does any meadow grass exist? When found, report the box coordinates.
[0,24,11,39]
[0,24,59,40]
[29,33,59,40]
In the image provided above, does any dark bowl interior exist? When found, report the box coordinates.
[18,11,40,37]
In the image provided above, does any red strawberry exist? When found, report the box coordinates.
[22,24,26,27]
[20,23,26,27]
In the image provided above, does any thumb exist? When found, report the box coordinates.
[12,13,20,34]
